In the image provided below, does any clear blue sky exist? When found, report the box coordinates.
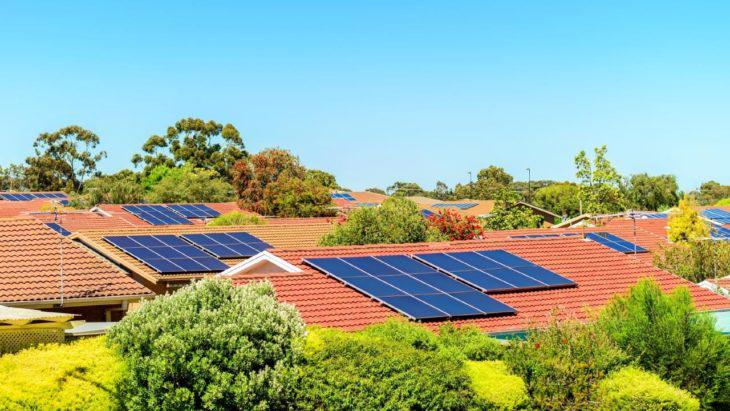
[1,1,728,191]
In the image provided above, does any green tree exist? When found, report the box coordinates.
[132,118,246,180]
[574,145,625,213]
[71,169,144,207]
[320,197,445,245]
[263,174,336,217]
[455,166,514,200]
[305,169,340,189]
[108,279,305,411]
[511,179,556,201]
[428,181,453,200]
[145,164,233,203]
[24,125,106,191]
[481,189,542,230]
[668,195,709,242]
[695,180,730,206]
[533,182,581,217]
[598,279,730,409]
[654,240,730,283]
[0,163,28,191]
[365,187,386,195]
[386,181,425,197]
[624,173,679,211]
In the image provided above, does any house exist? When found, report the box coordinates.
[0,218,153,321]
[224,235,730,334]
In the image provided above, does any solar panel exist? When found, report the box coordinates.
[304,255,516,320]
[331,193,356,201]
[702,209,730,225]
[421,209,435,218]
[630,212,667,219]
[45,223,71,236]
[585,232,647,254]
[181,232,272,258]
[510,233,580,239]
[413,250,575,293]
[710,226,730,240]
[167,204,221,218]
[122,205,193,225]
[104,235,228,273]
[431,203,478,210]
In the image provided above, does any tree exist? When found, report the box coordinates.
[0,163,28,191]
[108,279,305,410]
[365,187,386,195]
[305,169,340,189]
[428,181,453,200]
[481,189,542,230]
[624,173,679,211]
[695,180,730,206]
[145,164,234,203]
[454,166,514,200]
[24,125,106,191]
[427,209,484,240]
[668,195,709,242]
[132,118,246,179]
[533,183,581,217]
[232,148,334,217]
[654,240,730,283]
[71,169,144,207]
[574,145,625,213]
[319,197,445,245]
[386,181,425,197]
[511,179,556,202]
[599,279,729,409]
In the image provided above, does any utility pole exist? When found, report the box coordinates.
[526,168,531,203]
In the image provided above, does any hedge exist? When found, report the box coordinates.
[465,360,528,410]
[593,366,700,411]
[0,337,122,410]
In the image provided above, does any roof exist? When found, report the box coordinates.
[0,199,61,218]
[231,236,730,333]
[93,202,249,226]
[73,221,334,284]
[30,211,138,231]
[0,218,153,304]
[407,196,497,217]
[0,305,74,325]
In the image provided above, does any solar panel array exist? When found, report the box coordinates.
[167,204,221,218]
[0,192,67,201]
[431,203,478,210]
[702,209,730,225]
[45,223,71,236]
[122,205,192,225]
[414,250,575,293]
[105,235,229,273]
[182,232,272,258]
[357,202,379,207]
[630,212,668,219]
[710,226,730,240]
[331,193,356,201]
[421,209,435,218]
[305,255,516,320]
[585,232,647,253]
[510,233,580,239]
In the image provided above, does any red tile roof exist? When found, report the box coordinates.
[232,237,730,332]
[0,199,58,218]
[30,211,137,231]
[0,218,153,304]
[95,202,260,226]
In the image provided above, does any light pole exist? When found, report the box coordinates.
[526,168,531,203]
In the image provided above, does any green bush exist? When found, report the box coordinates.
[296,327,475,410]
[505,319,627,410]
[437,323,505,360]
[598,278,730,409]
[465,360,528,410]
[593,366,699,411]
[0,337,122,410]
[207,211,266,226]
[108,279,305,411]
[715,198,730,206]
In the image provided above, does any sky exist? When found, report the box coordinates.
[1,1,728,192]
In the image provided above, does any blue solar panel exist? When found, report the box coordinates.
[167,204,221,218]
[431,203,478,210]
[702,209,730,225]
[413,250,575,292]
[421,209,435,218]
[45,223,71,236]
[304,255,516,320]
[331,193,356,201]
[585,232,647,253]
[510,233,580,239]
[181,232,272,258]
[104,235,228,273]
[122,205,193,225]
[710,226,730,240]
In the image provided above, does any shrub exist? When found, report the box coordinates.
[0,337,122,410]
[465,360,529,410]
[593,366,699,411]
[598,278,730,409]
[504,319,627,410]
[108,279,305,411]
[437,323,505,361]
[668,195,709,242]
[654,240,730,283]
[715,198,730,206]
[357,318,438,350]
[207,211,266,226]
[427,209,484,240]
[296,327,475,410]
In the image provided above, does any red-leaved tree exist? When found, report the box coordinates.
[427,209,484,240]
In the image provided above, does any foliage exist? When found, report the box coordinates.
[427,208,484,240]
[505,319,627,410]
[654,240,730,283]
[319,197,445,245]
[365,187,386,194]
[0,163,28,191]
[436,323,505,361]
[668,195,710,242]
[593,366,699,411]
[574,145,625,213]
[715,198,730,206]
[24,125,106,191]
[0,337,122,410]
[132,118,245,180]
[454,166,514,200]
[207,211,266,226]
[71,169,144,207]
[232,148,334,217]
[624,173,680,211]
[695,181,730,206]
[108,279,305,411]
[427,180,454,200]
[296,326,475,410]
[511,179,556,202]
[145,164,233,203]
[465,360,529,410]
[598,278,730,409]
[386,181,425,197]
[305,169,340,189]
[481,189,542,230]
[533,182,581,217]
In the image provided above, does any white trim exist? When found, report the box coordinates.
[217,251,302,277]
